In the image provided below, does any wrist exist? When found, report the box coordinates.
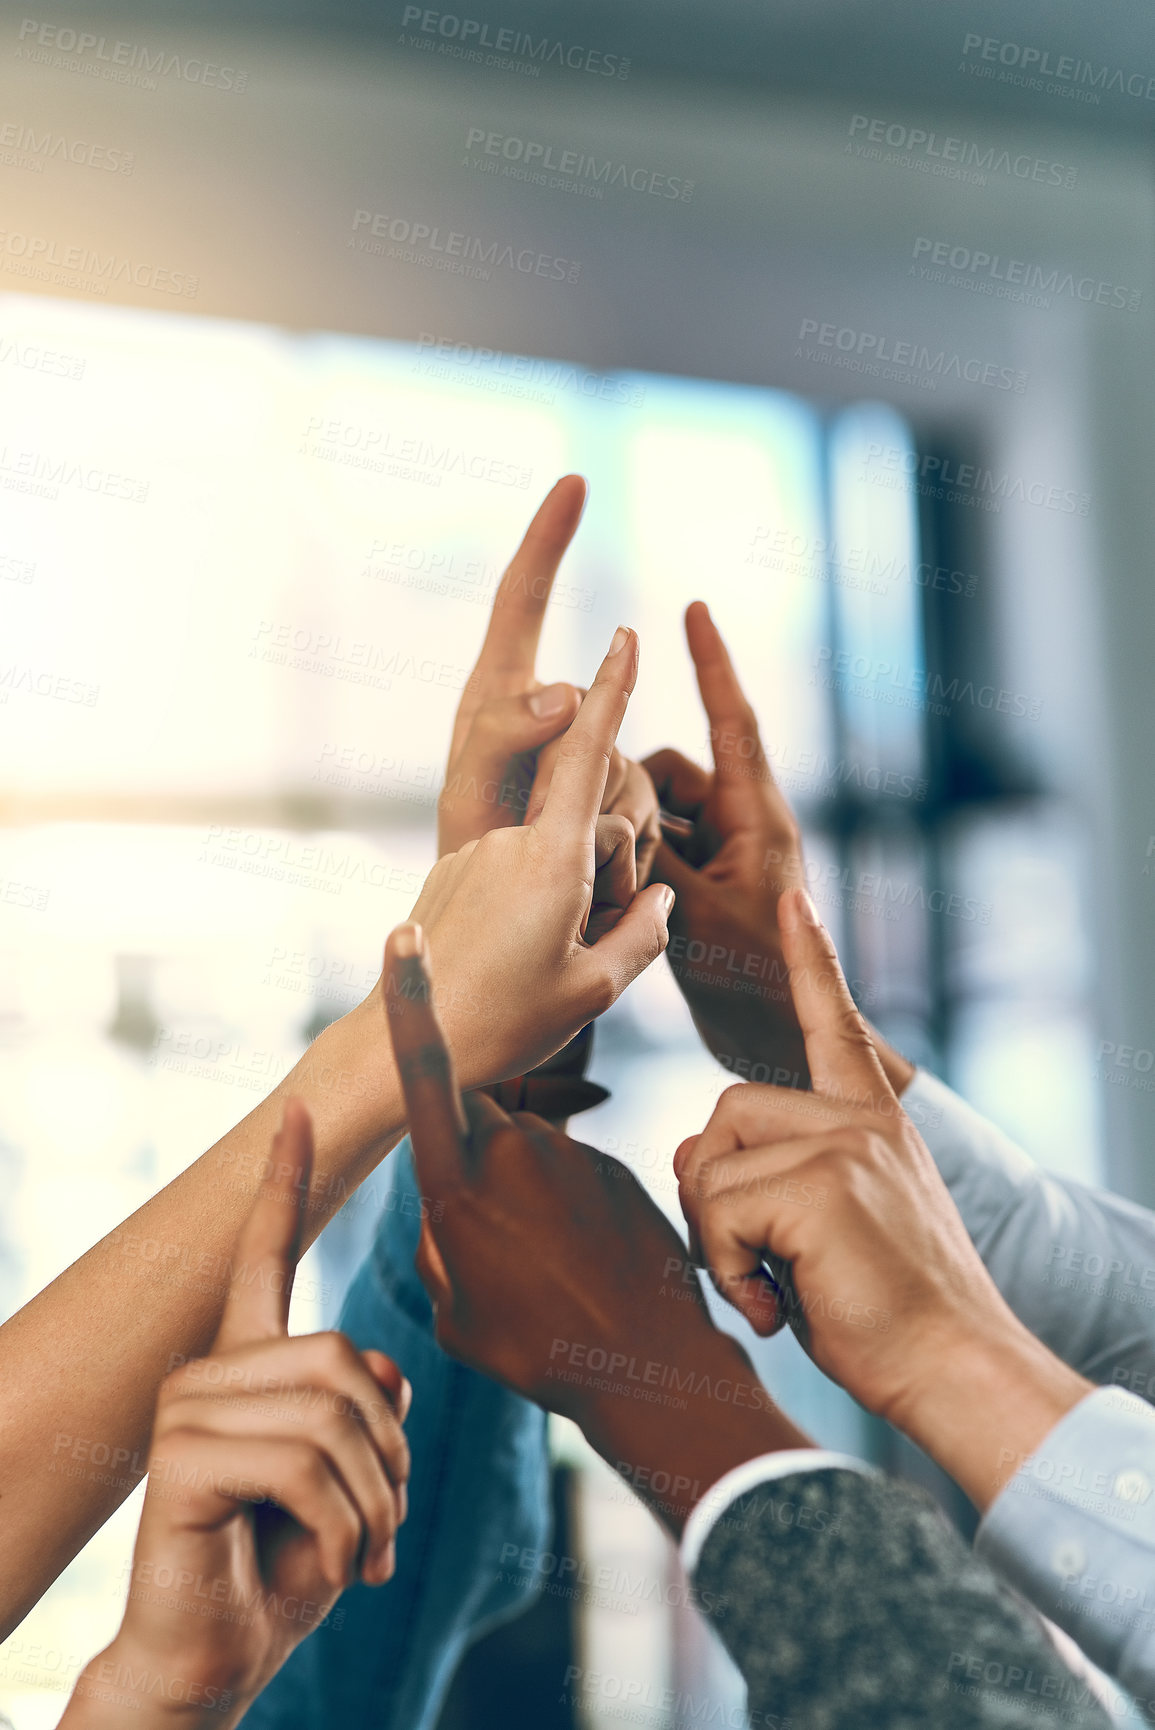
[301,994,406,1153]
[579,1329,810,1537]
[887,1317,1092,1513]
[254,1001,408,1245]
[63,1634,248,1728]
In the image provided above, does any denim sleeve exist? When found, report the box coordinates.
[906,1070,1155,1397]
[239,1139,552,1730]
[978,1387,1155,1724]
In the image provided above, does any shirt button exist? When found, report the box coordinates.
[1052,1540,1086,1580]
[1113,1469,1151,1505]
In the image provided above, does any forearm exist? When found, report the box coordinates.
[0,996,405,1635]
[60,1638,249,1730]
[579,1333,812,1537]
[888,1317,1093,1513]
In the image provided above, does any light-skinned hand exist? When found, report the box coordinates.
[676,887,1091,1510]
[439,474,659,882]
[398,626,675,1088]
[62,1101,411,1729]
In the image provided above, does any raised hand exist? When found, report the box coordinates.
[62,1101,411,1728]
[398,627,675,1089]
[525,727,660,888]
[380,925,807,1533]
[438,476,586,854]
[675,887,1091,1510]
[643,601,812,1084]
[439,474,659,882]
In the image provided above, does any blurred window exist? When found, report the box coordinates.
[0,297,1101,1726]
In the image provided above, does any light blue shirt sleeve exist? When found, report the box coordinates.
[977,1387,1155,1724]
[905,1069,1155,1399]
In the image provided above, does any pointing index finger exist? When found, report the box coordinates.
[536,626,638,844]
[383,924,470,1198]
[780,887,894,1110]
[473,475,588,691]
[685,601,771,786]
[213,1096,312,1352]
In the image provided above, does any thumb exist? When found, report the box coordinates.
[779,887,894,1111]
[580,882,675,1009]
[465,686,583,769]
[649,839,707,911]
[213,1097,312,1353]
[440,687,582,836]
[712,1267,785,1339]
[648,846,717,975]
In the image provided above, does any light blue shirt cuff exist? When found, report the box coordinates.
[680,1449,874,1577]
[978,1385,1155,1717]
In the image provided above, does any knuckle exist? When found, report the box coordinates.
[362,1474,394,1530]
[707,1154,744,1195]
[153,1395,200,1437]
[153,1423,199,1458]
[677,1144,703,1187]
[158,1366,191,1405]
[862,1128,892,1165]
[559,736,610,773]
[799,1148,836,1188]
[316,1403,351,1443]
[315,1330,359,1377]
[585,968,619,1019]
[335,1507,362,1564]
[705,1175,745,1216]
[286,1440,326,1491]
[834,1002,871,1046]
[474,699,505,735]
[830,1126,877,1166]
[390,1432,412,1483]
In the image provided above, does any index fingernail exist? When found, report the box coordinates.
[392,924,424,958]
[795,889,820,926]
[607,625,630,656]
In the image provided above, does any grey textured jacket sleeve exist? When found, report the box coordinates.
[691,1467,1115,1730]
[905,1070,1155,1398]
